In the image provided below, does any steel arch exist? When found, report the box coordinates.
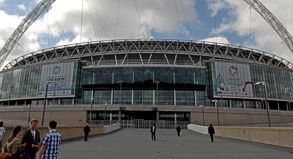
[244,0,293,54]
[0,0,56,69]
[0,0,292,69]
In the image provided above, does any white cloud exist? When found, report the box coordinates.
[200,36,230,44]
[1,0,293,69]
[17,5,26,11]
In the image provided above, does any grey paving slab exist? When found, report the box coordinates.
[57,129,293,159]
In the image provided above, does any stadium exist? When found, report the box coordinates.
[1,0,293,127]
[1,39,293,127]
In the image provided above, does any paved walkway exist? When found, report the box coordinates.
[58,129,293,159]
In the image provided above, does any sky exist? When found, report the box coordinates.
[0,0,293,68]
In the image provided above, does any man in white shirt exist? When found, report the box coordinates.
[150,123,156,141]
[0,121,5,148]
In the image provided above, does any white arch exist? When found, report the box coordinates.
[0,0,292,69]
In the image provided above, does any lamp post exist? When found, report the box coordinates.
[90,90,94,125]
[8,85,14,106]
[118,81,124,104]
[212,99,219,126]
[41,81,51,126]
[155,81,159,105]
[199,105,204,126]
[255,81,271,127]
[53,82,58,105]
[104,103,107,120]
[27,104,31,126]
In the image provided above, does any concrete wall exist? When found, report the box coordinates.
[188,124,293,148]
[187,124,208,134]
[103,124,121,133]
[1,105,293,126]
[1,124,121,147]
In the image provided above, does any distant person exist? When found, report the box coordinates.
[208,124,215,142]
[21,118,41,159]
[2,125,22,159]
[38,120,62,159]
[83,123,91,141]
[176,125,181,137]
[150,123,156,141]
[0,121,5,148]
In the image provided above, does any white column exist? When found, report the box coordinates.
[174,90,176,106]
[111,90,113,105]
[194,90,197,106]
[132,89,134,105]
[153,90,155,105]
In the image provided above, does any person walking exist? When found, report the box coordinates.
[21,118,41,159]
[150,123,156,141]
[208,124,215,142]
[83,123,91,141]
[1,125,22,159]
[38,120,62,159]
[176,125,181,137]
[0,121,5,149]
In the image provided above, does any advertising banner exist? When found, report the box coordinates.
[38,62,74,97]
[215,62,253,97]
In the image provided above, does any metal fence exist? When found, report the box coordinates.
[91,120,190,129]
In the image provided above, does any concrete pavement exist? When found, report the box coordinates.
[57,129,293,159]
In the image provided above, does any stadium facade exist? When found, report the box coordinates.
[1,39,293,125]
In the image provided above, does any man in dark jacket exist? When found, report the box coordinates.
[150,123,156,141]
[208,124,215,142]
[176,125,181,137]
[21,118,41,159]
[83,123,91,141]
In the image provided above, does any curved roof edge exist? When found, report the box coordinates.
[3,39,293,70]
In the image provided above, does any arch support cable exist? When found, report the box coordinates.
[0,0,56,68]
[244,0,293,54]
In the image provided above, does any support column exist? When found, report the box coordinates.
[174,90,176,106]
[111,90,113,105]
[153,90,155,105]
[132,89,134,105]
[194,90,197,106]
[118,111,121,123]
[156,111,159,121]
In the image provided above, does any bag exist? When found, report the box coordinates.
[180,132,182,136]
[0,152,13,159]
[13,147,23,159]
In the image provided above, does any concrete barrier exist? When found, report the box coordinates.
[0,124,121,147]
[103,124,121,133]
[188,124,293,148]
[187,124,208,134]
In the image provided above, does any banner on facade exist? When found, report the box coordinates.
[38,62,74,97]
[215,62,253,97]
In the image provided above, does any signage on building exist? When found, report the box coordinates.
[38,62,74,97]
[215,62,253,97]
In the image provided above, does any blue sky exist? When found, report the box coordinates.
[0,0,293,67]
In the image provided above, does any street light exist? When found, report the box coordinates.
[255,81,271,127]
[104,103,107,120]
[199,105,204,126]
[53,82,58,105]
[212,99,220,126]
[118,81,124,105]
[8,85,14,106]
[41,81,51,126]
[90,90,94,125]
[155,81,159,105]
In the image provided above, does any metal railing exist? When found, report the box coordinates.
[90,120,190,129]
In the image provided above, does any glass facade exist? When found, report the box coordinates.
[0,60,292,111]
[210,61,293,109]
